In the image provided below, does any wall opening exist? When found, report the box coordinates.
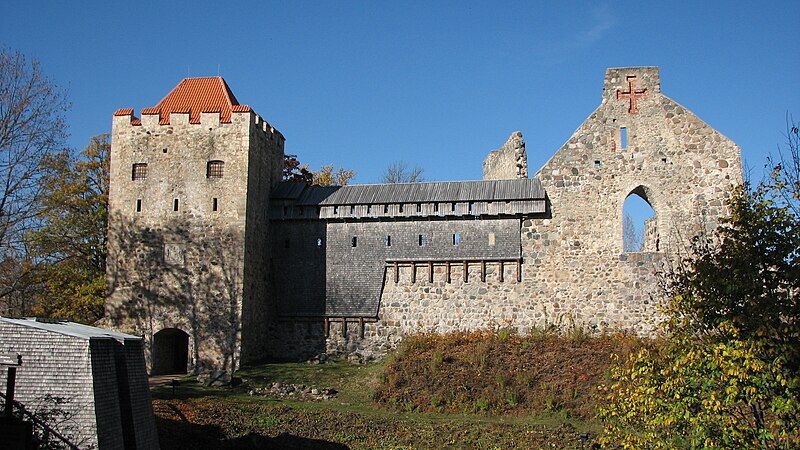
[620,127,628,148]
[152,328,189,375]
[136,199,142,212]
[622,186,657,252]
[453,233,462,245]
[385,235,391,247]
[173,198,179,212]
[351,236,357,247]
[212,197,218,211]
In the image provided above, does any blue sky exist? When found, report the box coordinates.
[1,1,798,186]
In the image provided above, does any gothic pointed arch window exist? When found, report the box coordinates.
[207,160,224,178]
[622,185,658,252]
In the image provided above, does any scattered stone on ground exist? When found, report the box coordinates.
[247,382,338,401]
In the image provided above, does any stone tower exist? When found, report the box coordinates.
[106,77,284,375]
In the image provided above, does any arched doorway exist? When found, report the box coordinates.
[622,186,657,252]
[152,328,189,375]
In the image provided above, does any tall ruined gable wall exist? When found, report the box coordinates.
[525,67,742,333]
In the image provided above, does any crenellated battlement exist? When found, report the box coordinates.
[112,106,285,145]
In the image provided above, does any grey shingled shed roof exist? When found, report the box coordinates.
[0,317,141,341]
[271,178,545,205]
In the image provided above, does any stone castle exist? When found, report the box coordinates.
[106,67,742,375]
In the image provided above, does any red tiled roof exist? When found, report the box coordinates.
[143,77,251,125]
[113,108,133,116]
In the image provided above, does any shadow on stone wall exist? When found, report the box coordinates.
[106,213,245,374]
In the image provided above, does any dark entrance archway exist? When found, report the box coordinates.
[152,328,189,375]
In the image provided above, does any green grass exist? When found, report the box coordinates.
[152,359,601,449]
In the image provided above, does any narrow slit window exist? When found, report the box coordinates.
[136,199,142,212]
[212,197,218,211]
[385,235,391,247]
[418,234,426,246]
[350,205,355,215]
[333,206,339,215]
[173,199,179,212]
[132,163,147,180]
[620,127,628,148]
[434,203,439,213]
[317,238,323,247]
[488,232,496,246]
[399,204,404,213]
[451,202,456,212]
[469,202,475,214]
[453,233,462,245]
[351,236,357,247]
[383,204,389,214]
[367,205,372,214]
[207,160,225,178]
[416,203,422,213]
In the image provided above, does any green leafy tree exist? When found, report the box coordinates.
[28,135,109,323]
[600,140,800,447]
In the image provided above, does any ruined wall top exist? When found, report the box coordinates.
[483,131,528,180]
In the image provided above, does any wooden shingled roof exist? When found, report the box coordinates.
[271,178,546,205]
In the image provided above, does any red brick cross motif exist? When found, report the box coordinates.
[616,75,648,114]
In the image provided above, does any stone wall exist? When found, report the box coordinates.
[483,131,528,180]
[106,108,282,372]
[269,67,742,359]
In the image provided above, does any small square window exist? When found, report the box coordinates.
[661,157,667,164]
[207,160,224,178]
[594,160,601,169]
[132,163,147,180]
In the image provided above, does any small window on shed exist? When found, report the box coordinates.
[434,203,439,213]
[488,232,496,246]
[351,236,357,247]
[132,163,147,180]
[384,204,389,214]
[416,203,422,213]
[334,206,339,215]
[451,202,456,212]
[453,233,462,245]
[207,160,224,178]
[367,205,373,214]
[350,205,355,215]
[399,204,404,213]
[469,202,475,214]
